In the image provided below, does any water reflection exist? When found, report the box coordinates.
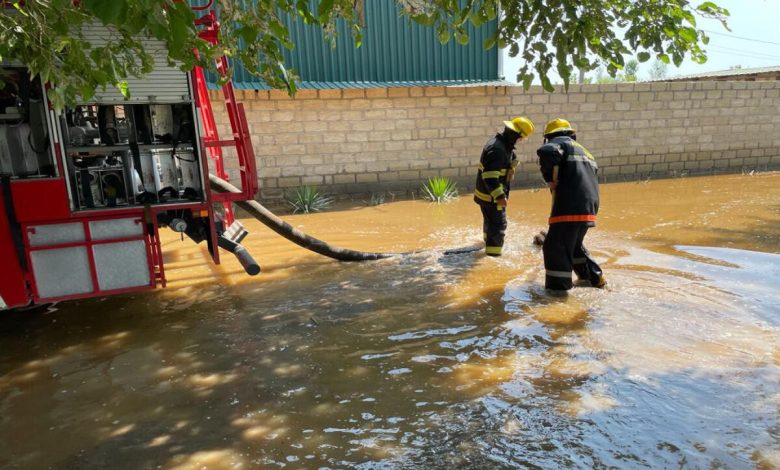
[0,173,778,468]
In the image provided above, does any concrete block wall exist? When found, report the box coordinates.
[208,80,780,203]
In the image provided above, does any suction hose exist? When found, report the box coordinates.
[209,175,395,261]
[208,174,484,261]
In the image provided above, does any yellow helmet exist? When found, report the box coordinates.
[503,117,535,138]
[543,118,576,136]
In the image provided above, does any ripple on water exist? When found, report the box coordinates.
[2,177,779,470]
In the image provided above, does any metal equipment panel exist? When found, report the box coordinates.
[27,221,85,247]
[92,240,151,290]
[89,217,143,241]
[30,246,93,298]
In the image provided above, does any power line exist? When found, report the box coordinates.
[702,29,780,46]
[707,44,780,60]
[705,50,780,63]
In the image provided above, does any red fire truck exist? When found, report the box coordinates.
[0,7,260,310]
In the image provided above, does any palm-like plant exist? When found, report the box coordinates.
[420,177,459,203]
[284,186,333,213]
[368,192,386,206]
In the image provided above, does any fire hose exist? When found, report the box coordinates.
[208,174,484,262]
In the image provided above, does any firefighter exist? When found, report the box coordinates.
[537,118,606,290]
[474,117,535,256]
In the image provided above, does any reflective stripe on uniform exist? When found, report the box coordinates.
[571,141,595,160]
[548,214,597,224]
[478,164,507,175]
[545,270,571,278]
[490,186,505,198]
[474,190,492,202]
[573,257,587,264]
[486,246,503,255]
[481,170,501,179]
[569,154,598,168]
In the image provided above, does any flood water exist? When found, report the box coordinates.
[1,172,778,469]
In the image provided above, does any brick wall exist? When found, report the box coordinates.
[208,80,780,203]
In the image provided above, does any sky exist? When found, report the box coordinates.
[501,0,780,82]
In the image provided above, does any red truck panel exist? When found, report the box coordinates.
[0,186,31,309]
[11,179,71,223]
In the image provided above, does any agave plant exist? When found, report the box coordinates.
[284,186,333,213]
[368,192,386,206]
[420,176,458,203]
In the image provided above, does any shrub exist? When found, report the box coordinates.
[420,176,458,203]
[284,186,333,213]
[368,192,386,206]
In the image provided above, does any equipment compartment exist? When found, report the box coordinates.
[62,103,204,210]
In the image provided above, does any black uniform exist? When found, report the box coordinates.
[537,134,604,289]
[474,132,518,256]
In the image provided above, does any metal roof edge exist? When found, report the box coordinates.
[653,65,780,82]
[222,79,513,91]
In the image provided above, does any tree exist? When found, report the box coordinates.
[623,59,639,82]
[648,60,669,80]
[568,72,593,85]
[595,67,618,84]
[0,0,729,108]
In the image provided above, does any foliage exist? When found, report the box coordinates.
[568,71,593,85]
[595,67,618,84]
[415,0,723,90]
[0,0,356,108]
[0,0,729,107]
[284,185,333,213]
[368,192,386,206]
[623,59,639,82]
[591,58,638,83]
[648,60,669,80]
[420,176,458,203]
[0,0,209,109]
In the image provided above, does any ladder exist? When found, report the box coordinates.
[192,7,259,227]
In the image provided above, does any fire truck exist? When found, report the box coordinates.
[0,6,260,310]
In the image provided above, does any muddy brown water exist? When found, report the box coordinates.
[1,173,778,469]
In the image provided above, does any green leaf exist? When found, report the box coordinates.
[678,27,697,44]
[541,75,554,93]
[522,72,534,89]
[437,24,450,44]
[80,84,95,102]
[469,11,485,28]
[318,0,334,24]
[483,32,498,50]
[637,51,651,62]
[83,0,127,25]
[698,1,719,9]
[117,80,130,98]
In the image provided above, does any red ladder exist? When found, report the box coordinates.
[193,8,258,227]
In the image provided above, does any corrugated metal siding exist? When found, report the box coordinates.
[195,1,497,89]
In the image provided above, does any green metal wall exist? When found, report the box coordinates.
[196,1,498,89]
